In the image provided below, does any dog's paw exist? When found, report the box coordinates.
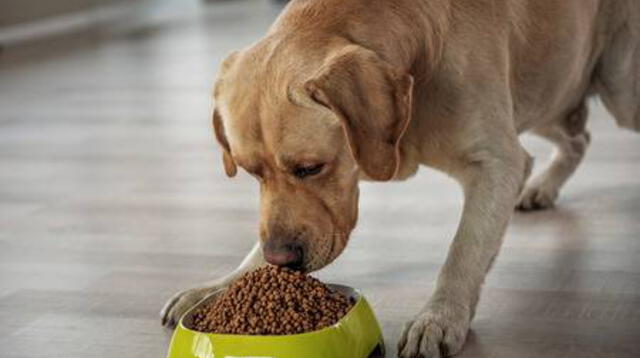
[397,303,470,358]
[516,182,559,211]
[160,286,218,328]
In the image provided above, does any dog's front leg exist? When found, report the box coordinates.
[398,145,529,358]
[160,241,265,327]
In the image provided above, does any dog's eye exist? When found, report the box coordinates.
[292,164,324,179]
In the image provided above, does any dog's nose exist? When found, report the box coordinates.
[263,242,304,270]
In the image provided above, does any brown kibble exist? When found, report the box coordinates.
[190,266,353,335]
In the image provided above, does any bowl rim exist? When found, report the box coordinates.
[178,283,365,339]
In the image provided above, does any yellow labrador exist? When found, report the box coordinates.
[162,0,640,356]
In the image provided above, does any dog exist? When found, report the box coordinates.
[161,0,640,356]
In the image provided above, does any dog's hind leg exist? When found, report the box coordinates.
[594,0,640,132]
[160,241,265,328]
[517,101,591,211]
[519,0,640,211]
[518,102,592,210]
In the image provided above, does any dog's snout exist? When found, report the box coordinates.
[263,241,304,270]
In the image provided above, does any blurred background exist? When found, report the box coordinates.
[1,1,639,357]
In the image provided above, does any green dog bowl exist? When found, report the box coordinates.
[167,284,384,358]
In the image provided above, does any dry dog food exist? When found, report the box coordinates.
[191,265,354,335]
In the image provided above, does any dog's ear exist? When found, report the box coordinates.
[212,51,240,178]
[304,46,414,181]
[213,109,237,177]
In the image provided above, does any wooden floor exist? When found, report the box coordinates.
[1,1,639,357]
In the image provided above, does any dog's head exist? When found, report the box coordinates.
[213,40,413,272]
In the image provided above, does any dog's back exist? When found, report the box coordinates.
[274,0,639,133]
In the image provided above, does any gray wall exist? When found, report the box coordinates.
[0,0,132,27]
